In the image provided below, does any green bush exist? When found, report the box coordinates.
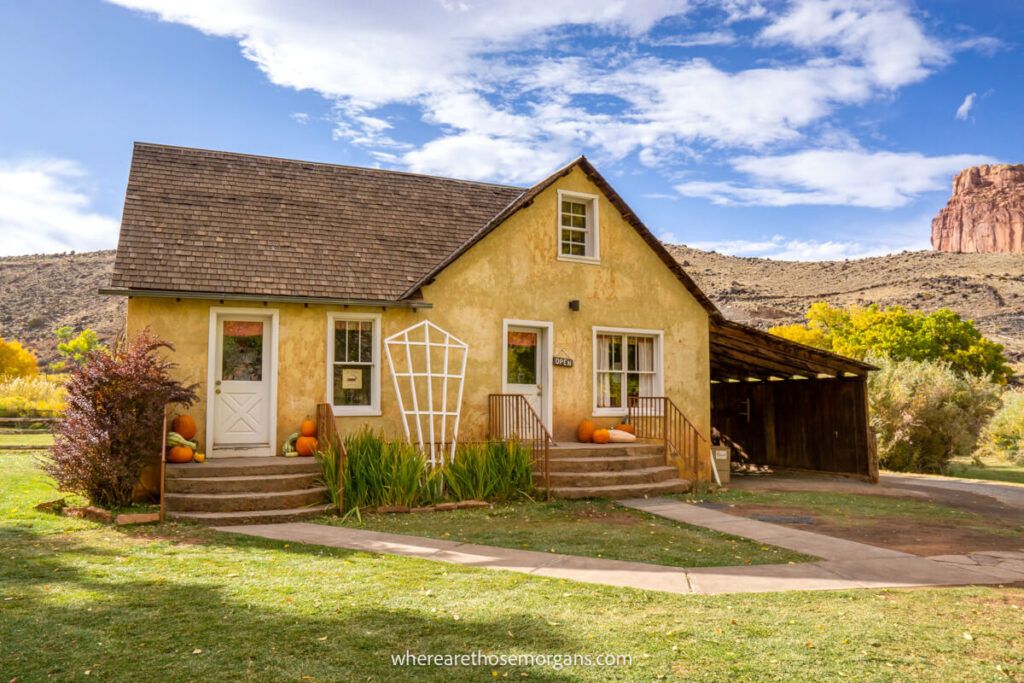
[976,390,1024,465]
[869,356,1000,473]
[332,430,536,512]
[0,375,66,416]
[341,429,442,511]
[444,441,534,502]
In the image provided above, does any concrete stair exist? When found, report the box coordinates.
[541,442,692,499]
[165,456,329,525]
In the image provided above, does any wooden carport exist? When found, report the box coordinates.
[709,321,878,481]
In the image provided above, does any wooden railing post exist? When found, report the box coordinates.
[158,406,168,524]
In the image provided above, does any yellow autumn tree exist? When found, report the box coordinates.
[0,338,39,378]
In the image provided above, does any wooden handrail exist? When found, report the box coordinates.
[487,394,553,496]
[316,403,346,514]
[628,396,707,481]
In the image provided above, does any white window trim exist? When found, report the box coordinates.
[591,326,664,417]
[326,312,382,417]
[556,189,600,264]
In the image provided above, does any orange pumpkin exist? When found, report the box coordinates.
[577,419,595,443]
[295,435,318,457]
[592,429,612,445]
[167,446,194,463]
[172,414,197,440]
[300,419,317,438]
[617,423,636,435]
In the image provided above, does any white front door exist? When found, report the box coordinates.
[212,314,272,455]
[504,324,547,426]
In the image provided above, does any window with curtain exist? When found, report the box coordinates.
[595,331,659,413]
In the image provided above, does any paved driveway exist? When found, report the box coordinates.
[880,472,1024,511]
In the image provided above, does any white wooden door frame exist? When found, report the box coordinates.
[205,307,279,457]
[500,319,553,432]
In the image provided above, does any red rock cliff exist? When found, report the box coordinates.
[931,164,1024,254]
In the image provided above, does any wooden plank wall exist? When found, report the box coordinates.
[711,378,871,477]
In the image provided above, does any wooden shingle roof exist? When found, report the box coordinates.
[109,143,525,303]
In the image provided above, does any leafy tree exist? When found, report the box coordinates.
[55,326,104,368]
[46,330,197,508]
[0,338,39,379]
[770,303,1013,382]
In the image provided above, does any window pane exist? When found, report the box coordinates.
[627,336,655,372]
[359,321,373,362]
[506,330,538,384]
[222,321,263,381]
[597,371,622,408]
[333,364,372,406]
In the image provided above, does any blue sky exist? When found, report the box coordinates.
[2,0,1022,259]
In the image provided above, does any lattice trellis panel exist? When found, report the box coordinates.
[383,320,468,466]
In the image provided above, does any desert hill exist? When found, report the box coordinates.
[1,248,1022,368]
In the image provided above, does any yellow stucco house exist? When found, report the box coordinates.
[105,143,875,509]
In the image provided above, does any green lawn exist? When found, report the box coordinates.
[0,431,54,447]
[324,500,812,568]
[2,452,1023,681]
[947,456,1024,485]
[690,488,979,522]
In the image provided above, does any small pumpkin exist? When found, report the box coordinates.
[300,419,317,438]
[577,419,595,443]
[617,423,636,435]
[193,452,206,463]
[592,428,612,444]
[172,414,197,440]
[167,445,194,463]
[295,435,318,457]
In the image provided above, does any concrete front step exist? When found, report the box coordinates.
[549,443,663,460]
[167,457,319,479]
[549,477,692,500]
[166,472,322,494]
[165,487,328,513]
[169,504,334,526]
[543,466,680,488]
[547,453,665,473]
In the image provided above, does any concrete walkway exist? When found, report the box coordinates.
[880,472,1024,509]
[218,499,1024,595]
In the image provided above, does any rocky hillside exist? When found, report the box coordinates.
[667,245,1024,365]
[1,248,1022,368]
[932,164,1024,254]
[0,251,124,366]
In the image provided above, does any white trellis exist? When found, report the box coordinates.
[383,320,468,466]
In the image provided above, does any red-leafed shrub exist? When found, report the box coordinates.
[45,330,197,508]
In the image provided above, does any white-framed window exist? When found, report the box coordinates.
[592,327,663,416]
[327,313,381,416]
[557,190,600,263]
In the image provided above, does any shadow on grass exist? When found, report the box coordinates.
[0,525,586,682]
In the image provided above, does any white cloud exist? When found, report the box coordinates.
[0,159,119,257]
[290,112,310,124]
[955,92,976,121]
[681,232,928,260]
[107,0,970,184]
[675,149,995,208]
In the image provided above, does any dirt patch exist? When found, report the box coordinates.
[571,505,643,526]
[719,502,1024,557]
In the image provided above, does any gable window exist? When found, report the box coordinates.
[557,190,599,262]
[593,328,663,416]
[327,313,381,416]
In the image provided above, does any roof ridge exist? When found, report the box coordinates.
[131,141,528,191]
